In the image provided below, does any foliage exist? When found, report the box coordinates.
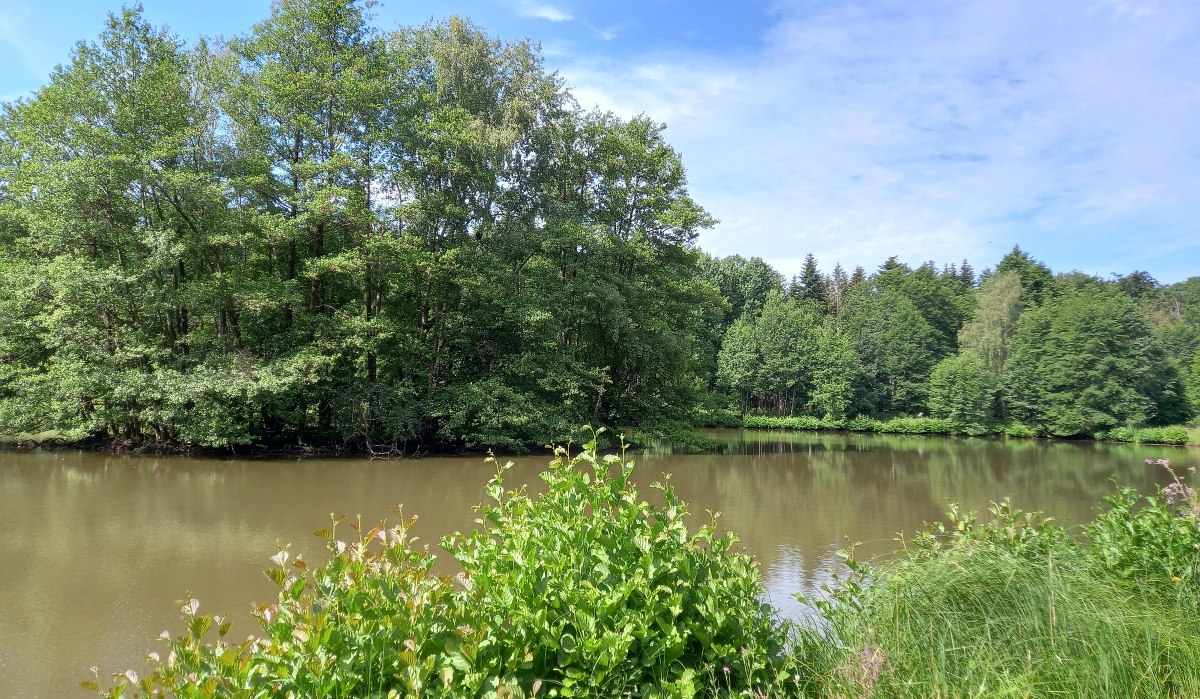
[0,2,720,452]
[1004,285,1183,435]
[808,323,860,421]
[4,3,1200,452]
[716,294,819,416]
[98,433,802,697]
[1002,422,1039,438]
[696,254,781,330]
[742,414,972,436]
[742,415,843,431]
[994,245,1057,308]
[926,351,994,433]
[957,270,1022,379]
[1086,461,1200,589]
[872,416,958,435]
[797,484,1200,698]
[1102,425,1192,445]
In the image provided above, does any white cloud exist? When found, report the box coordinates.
[554,0,1200,281]
[517,1,572,23]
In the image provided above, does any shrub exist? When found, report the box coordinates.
[1003,422,1038,438]
[445,434,797,696]
[844,415,882,432]
[742,414,841,431]
[694,407,743,429]
[1106,425,1137,442]
[1086,463,1200,590]
[874,416,955,435]
[1161,425,1193,445]
[98,431,802,698]
[1135,425,1192,445]
[1101,425,1190,445]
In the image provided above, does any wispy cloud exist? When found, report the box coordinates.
[581,20,617,41]
[517,1,572,23]
[558,0,1200,281]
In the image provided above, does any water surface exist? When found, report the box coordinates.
[1,430,1194,697]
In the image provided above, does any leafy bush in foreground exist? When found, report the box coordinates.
[96,431,800,698]
[1086,460,1200,589]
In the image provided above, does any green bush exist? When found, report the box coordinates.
[694,407,743,429]
[1086,481,1200,590]
[1100,425,1191,445]
[100,432,802,698]
[742,414,840,431]
[844,415,882,432]
[1162,425,1193,444]
[445,436,797,696]
[874,416,955,435]
[1105,425,1137,442]
[1003,422,1038,438]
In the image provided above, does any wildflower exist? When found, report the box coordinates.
[1163,481,1194,505]
[1172,576,1182,583]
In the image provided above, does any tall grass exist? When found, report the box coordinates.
[797,485,1200,698]
[799,551,1200,698]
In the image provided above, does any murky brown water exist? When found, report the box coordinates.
[2,430,1195,698]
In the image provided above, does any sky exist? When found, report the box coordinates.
[2,0,1199,283]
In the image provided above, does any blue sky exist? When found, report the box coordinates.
[3,1,1199,283]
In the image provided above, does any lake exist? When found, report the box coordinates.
[1,429,1194,698]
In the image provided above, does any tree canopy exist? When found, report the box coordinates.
[1,2,1196,449]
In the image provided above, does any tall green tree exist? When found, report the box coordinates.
[995,246,1056,308]
[877,296,939,413]
[1003,286,1185,435]
[958,271,1023,377]
[810,322,861,420]
[716,318,759,415]
[0,3,721,450]
[789,252,828,312]
[0,8,252,444]
[928,352,994,432]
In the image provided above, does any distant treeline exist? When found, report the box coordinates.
[0,1,1195,451]
[711,248,1199,439]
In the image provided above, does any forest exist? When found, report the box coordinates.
[1,1,1198,452]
